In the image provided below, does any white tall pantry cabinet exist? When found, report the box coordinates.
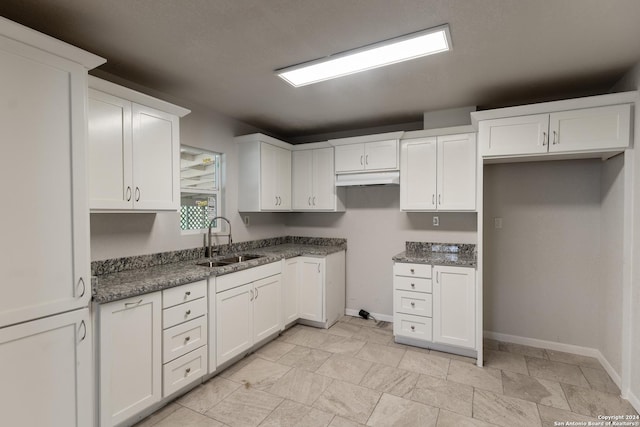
[0,17,105,427]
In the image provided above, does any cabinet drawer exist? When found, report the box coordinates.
[394,276,432,293]
[163,316,207,362]
[163,280,207,309]
[163,298,207,329]
[394,313,432,341]
[394,263,432,278]
[162,346,207,397]
[394,290,432,317]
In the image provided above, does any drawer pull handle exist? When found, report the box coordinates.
[125,299,143,307]
[185,336,191,342]
[410,326,415,331]
[186,310,191,316]
[410,302,415,307]
[185,368,191,375]
[410,283,415,288]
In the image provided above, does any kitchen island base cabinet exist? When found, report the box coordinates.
[99,292,162,427]
[0,309,92,427]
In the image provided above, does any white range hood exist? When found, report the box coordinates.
[335,171,400,186]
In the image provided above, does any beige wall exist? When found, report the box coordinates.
[285,185,477,317]
[598,154,624,374]
[483,160,603,348]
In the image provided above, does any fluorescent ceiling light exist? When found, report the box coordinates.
[276,24,451,87]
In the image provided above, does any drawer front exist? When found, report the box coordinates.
[394,263,431,278]
[163,298,207,329]
[394,313,432,341]
[163,280,207,309]
[394,290,432,317]
[163,316,208,362]
[162,346,207,397]
[394,276,432,293]
[216,261,282,294]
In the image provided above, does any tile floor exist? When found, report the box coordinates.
[135,316,637,427]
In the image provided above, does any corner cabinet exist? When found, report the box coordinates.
[292,147,346,211]
[98,292,162,427]
[478,104,631,159]
[400,133,476,211]
[237,134,292,212]
[88,76,190,212]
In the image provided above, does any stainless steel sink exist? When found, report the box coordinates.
[219,254,262,263]
[196,254,262,268]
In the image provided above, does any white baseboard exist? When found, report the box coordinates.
[484,330,622,390]
[626,389,640,415]
[345,308,393,323]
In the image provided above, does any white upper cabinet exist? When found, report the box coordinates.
[0,20,103,328]
[334,139,399,173]
[292,147,345,211]
[88,77,189,212]
[478,103,631,159]
[237,134,292,212]
[401,133,476,211]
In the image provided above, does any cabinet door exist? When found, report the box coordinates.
[432,266,475,349]
[549,104,631,153]
[276,144,292,210]
[88,89,133,210]
[282,258,299,326]
[298,258,324,322]
[478,114,549,157]
[364,139,398,170]
[131,103,179,210]
[292,150,314,210]
[313,147,337,210]
[400,138,437,210]
[260,142,280,210]
[253,275,282,343]
[0,36,91,328]
[216,283,253,365]
[100,292,162,427]
[335,143,365,173]
[0,309,91,427]
[437,134,476,211]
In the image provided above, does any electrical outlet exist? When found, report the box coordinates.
[243,216,250,226]
[494,217,503,229]
[433,216,439,226]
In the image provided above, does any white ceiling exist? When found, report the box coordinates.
[2,1,640,140]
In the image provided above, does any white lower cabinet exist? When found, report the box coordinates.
[214,262,283,367]
[393,262,476,354]
[432,265,476,349]
[161,280,208,398]
[282,257,300,326]
[0,308,92,427]
[298,257,325,322]
[99,292,162,427]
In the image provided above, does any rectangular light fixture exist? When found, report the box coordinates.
[276,24,451,87]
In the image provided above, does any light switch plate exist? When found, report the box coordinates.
[433,216,439,226]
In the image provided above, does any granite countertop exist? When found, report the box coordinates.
[93,242,346,304]
[392,242,477,268]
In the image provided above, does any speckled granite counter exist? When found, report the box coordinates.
[393,241,476,268]
[92,237,346,304]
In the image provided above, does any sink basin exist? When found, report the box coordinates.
[196,254,263,268]
[219,254,263,263]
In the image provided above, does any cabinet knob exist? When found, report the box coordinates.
[410,283,415,288]
[185,336,191,342]
[410,302,415,307]
[410,269,415,274]
[410,326,415,331]
[185,368,191,375]
[185,310,191,316]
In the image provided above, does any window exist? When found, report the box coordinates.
[180,146,222,233]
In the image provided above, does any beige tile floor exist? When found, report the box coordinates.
[136,316,637,427]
